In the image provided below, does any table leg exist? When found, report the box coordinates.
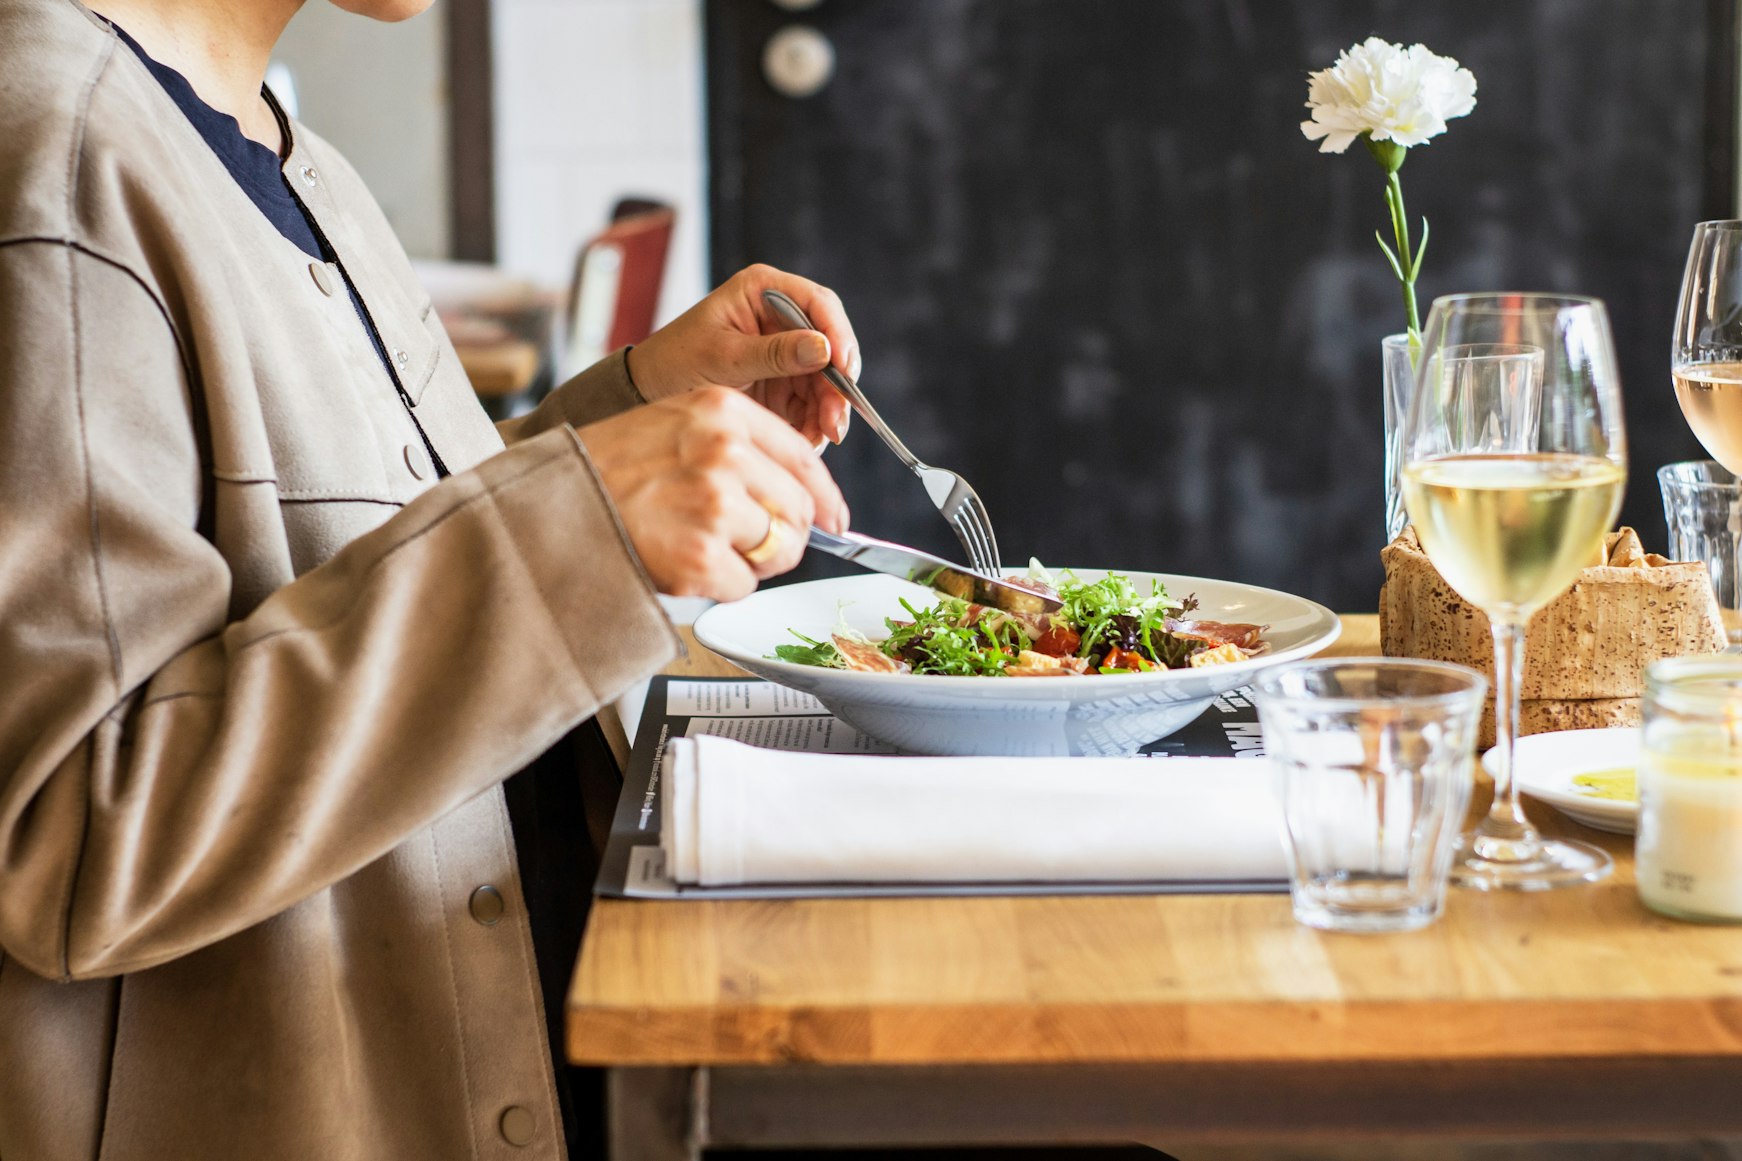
[606,1067,705,1161]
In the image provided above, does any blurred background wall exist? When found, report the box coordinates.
[491,0,708,324]
[273,1,452,258]
[705,0,1734,611]
[274,0,709,324]
[273,0,1737,613]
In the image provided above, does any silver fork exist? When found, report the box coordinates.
[760,289,1002,576]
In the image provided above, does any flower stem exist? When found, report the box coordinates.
[1384,169,1421,350]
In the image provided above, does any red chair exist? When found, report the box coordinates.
[561,199,675,378]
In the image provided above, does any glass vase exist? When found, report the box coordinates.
[1382,333,1415,543]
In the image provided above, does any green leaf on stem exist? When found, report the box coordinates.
[1374,232,1407,282]
[1410,217,1431,280]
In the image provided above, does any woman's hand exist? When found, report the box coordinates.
[625,265,859,447]
[577,387,848,601]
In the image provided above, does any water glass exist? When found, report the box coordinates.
[1255,659,1487,934]
[1659,460,1742,644]
[1440,343,1544,453]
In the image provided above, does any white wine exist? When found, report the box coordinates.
[1402,454,1626,619]
[1673,361,1742,475]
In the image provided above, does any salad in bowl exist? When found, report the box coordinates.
[772,565,1266,678]
[693,566,1338,756]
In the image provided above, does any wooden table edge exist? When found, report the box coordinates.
[567,995,1742,1067]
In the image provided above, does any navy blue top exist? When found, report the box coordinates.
[109,22,420,410]
[111,24,324,260]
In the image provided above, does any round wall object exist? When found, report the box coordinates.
[762,25,835,99]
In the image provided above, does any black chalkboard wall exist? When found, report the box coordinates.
[708,0,1737,612]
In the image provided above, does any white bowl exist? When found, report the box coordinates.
[1482,727,1639,834]
[693,570,1341,756]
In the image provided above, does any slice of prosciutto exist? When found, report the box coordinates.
[832,635,909,673]
[1165,618,1268,654]
[964,603,1056,644]
[998,575,1061,602]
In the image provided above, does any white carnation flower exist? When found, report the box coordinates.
[1300,37,1477,155]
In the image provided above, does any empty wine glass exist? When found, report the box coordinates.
[1402,293,1625,890]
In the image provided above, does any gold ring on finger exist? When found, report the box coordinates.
[741,506,787,566]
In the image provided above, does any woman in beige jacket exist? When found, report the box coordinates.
[0,0,860,1157]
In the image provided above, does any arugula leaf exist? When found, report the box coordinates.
[877,595,1012,675]
[771,630,847,669]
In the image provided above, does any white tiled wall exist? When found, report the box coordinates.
[492,0,709,326]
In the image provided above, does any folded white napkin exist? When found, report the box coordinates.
[661,735,1287,886]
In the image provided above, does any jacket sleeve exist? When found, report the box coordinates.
[0,241,679,982]
[496,347,646,445]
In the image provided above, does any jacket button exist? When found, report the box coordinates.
[469,885,505,926]
[393,347,410,367]
[299,164,319,187]
[308,262,334,296]
[499,1106,535,1147]
[403,443,427,480]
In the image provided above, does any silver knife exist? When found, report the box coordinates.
[806,527,1060,616]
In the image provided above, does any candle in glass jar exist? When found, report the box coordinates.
[1637,658,1742,924]
[1637,749,1742,920]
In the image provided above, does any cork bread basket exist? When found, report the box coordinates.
[1380,527,1727,748]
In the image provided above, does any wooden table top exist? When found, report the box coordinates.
[566,614,1742,1068]
[456,338,542,397]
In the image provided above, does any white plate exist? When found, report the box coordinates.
[1482,727,1639,834]
[693,569,1340,756]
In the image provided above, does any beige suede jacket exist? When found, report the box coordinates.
[0,1,682,1158]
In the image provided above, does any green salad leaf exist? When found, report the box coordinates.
[1054,571,1182,659]
[880,597,1015,675]
[772,630,847,668]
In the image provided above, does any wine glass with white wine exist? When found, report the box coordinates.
[1671,223,1742,645]
[1402,294,1626,890]
[1674,221,1742,475]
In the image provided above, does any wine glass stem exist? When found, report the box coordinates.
[1477,616,1540,850]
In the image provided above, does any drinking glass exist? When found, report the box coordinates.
[1401,293,1626,890]
[1658,460,1742,643]
[1256,658,1487,933]
[1673,221,1742,475]
[1440,344,1544,452]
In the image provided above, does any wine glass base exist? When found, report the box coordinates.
[1450,836,1613,892]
